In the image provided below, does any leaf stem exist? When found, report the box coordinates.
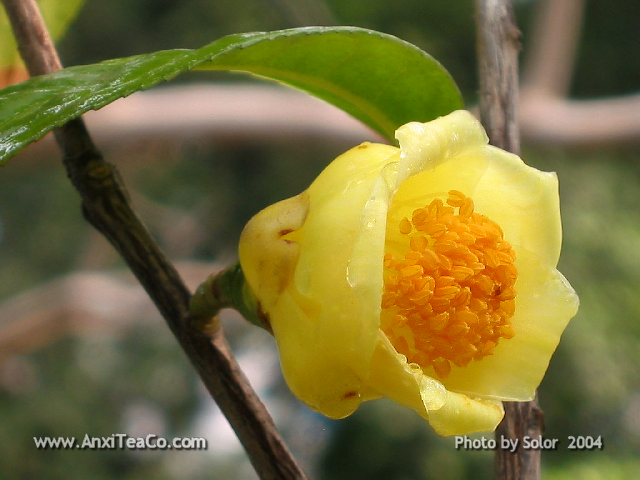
[474,1,544,480]
[1,0,306,478]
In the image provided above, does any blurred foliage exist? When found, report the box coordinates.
[0,324,201,480]
[570,0,640,97]
[1,0,639,479]
[56,0,640,101]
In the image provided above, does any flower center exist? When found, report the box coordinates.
[380,190,517,379]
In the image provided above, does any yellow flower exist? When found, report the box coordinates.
[238,110,578,436]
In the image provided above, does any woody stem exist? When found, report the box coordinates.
[474,1,544,480]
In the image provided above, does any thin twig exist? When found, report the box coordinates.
[475,0,521,155]
[0,0,61,75]
[1,0,307,478]
[474,1,544,480]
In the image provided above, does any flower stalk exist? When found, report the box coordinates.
[190,263,268,332]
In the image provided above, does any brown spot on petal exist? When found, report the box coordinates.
[342,391,359,400]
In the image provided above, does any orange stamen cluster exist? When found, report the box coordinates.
[381,190,517,379]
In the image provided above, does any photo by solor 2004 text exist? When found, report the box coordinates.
[455,434,603,451]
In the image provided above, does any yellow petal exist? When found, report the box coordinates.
[366,332,504,436]
[393,111,562,267]
[241,142,399,419]
[238,193,309,313]
[366,332,447,412]
[426,390,505,437]
[439,249,578,400]
[394,110,490,185]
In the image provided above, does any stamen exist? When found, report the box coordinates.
[381,190,517,378]
[399,217,413,235]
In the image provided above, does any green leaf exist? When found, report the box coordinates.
[0,26,462,165]
[197,27,463,141]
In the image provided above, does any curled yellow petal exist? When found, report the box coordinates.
[239,192,309,313]
[241,142,399,419]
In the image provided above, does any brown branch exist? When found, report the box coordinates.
[519,90,640,147]
[475,1,544,480]
[1,0,307,478]
[475,0,521,155]
[0,263,221,362]
[0,0,62,76]
[521,0,584,97]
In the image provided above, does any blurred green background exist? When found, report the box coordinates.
[1,0,639,479]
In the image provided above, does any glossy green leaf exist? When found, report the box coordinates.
[197,27,463,141]
[0,26,462,165]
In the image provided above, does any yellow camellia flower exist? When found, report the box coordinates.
[238,110,579,436]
